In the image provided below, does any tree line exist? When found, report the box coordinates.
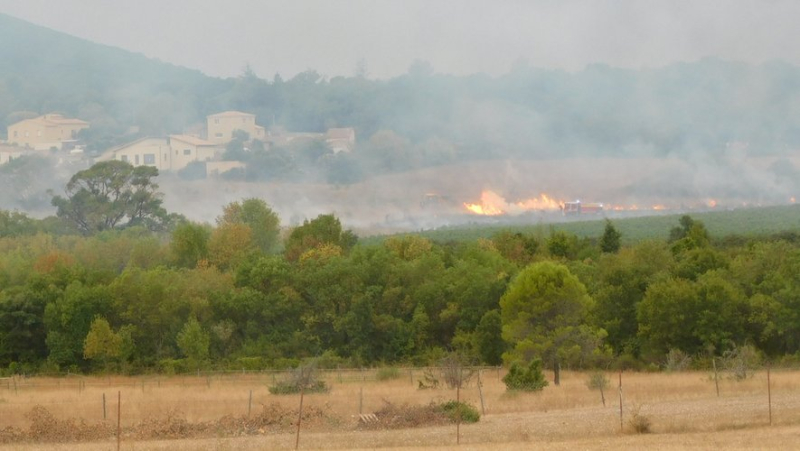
[1,171,800,374]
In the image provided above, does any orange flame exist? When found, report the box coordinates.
[515,193,562,211]
[463,191,507,216]
[707,199,717,208]
[464,190,563,216]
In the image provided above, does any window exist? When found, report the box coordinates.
[144,154,155,164]
[215,132,223,138]
[121,155,128,162]
[183,148,191,155]
[13,131,17,138]
[163,154,167,161]
[214,118,219,124]
[135,155,139,165]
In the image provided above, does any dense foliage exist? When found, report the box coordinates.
[1,199,800,375]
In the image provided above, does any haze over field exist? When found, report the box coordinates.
[0,2,799,230]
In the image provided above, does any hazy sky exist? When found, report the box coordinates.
[1,0,798,79]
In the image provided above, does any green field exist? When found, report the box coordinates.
[362,205,800,245]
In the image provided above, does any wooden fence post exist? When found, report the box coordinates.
[618,370,623,432]
[295,386,305,450]
[116,391,121,451]
[477,370,486,415]
[456,367,462,445]
[248,389,253,418]
[103,393,107,420]
[713,358,719,397]
[359,387,363,414]
[767,364,772,425]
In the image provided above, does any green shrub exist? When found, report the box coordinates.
[439,400,480,423]
[268,362,330,395]
[376,367,401,381]
[268,380,329,395]
[502,359,548,392]
[312,350,347,369]
[235,357,266,371]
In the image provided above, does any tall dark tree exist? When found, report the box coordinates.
[600,219,622,253]
[51,161,170,235]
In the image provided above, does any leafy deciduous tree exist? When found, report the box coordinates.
[176,316,210,365]
[83,316,121,370]
[217,198,280,254]
[51,161,170,235]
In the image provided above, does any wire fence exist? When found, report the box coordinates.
[1,367,799,449]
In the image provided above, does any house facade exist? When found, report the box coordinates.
[7,114,89,150]
[98,138,172,170]
[0,145,25,165]
[325,128,356,153]
[98,135,220,172]
[168,134,219,170]
[206,111,265,144]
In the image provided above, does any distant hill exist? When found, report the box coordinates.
[5,12,800,161]
[1,12,800,209]
[0,13,230,140]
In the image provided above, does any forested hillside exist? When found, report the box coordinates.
[3,12,800,165]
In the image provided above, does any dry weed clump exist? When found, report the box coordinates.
[3,403,338,444]
[627,404,652,434]
[359,400,477,430]
[130,403,335,440]
[0,426,25,443]
[0,405,120,444]
[128,408,206,440]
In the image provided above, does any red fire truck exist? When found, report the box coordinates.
[562,201,604,215]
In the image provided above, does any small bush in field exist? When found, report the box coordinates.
[502,359,548,392]
[586,371,610,406]
[439,401,480,423]
[268,363,330,395]
[268,380,329,395]
[362,400,480,430]
[628,404,652,434]
[722,344,761,380]
[376,367,401,381]
[439,354,475,389]
[664,349,692,372]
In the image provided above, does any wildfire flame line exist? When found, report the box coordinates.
[463,190,562,216]
[463,190,730,216]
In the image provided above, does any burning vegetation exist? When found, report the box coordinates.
[459,189,789,218]
[463,190,561,216]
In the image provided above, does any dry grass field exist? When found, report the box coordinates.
[1,368,800,450]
